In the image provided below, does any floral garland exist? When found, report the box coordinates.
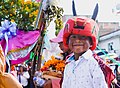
[41,56,65,72]
[42,0,64,35]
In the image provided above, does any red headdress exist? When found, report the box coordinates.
[63,17,99,50]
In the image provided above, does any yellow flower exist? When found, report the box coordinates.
[21,0,24,5]
[24,1,31,4]
[25,7,30,12]
[11,19,15,22]
[1,0,40,31]
[10,14,13,16]
[33,10,39,15]
[11,2,14,5]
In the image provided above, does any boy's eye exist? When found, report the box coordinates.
[70,35,77,39]
[80,36,87,39]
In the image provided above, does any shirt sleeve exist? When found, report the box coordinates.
[89,59,108,88]
[23,71,30,79]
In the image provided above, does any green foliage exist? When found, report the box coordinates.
[44,5,64,35]
[0,0,40,31]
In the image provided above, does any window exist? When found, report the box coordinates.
[108,42,113,51]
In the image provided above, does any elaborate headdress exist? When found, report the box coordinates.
[63,2,99,50]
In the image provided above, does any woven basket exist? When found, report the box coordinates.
[42,71,62,78]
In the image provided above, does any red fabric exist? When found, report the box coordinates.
[51,78,61,88]
[11,53,30,65]
[93,53,115,88]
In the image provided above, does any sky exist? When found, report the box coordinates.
[60,0,120,22]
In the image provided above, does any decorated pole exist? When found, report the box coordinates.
[33,0,64,71]
[34,0,47,71]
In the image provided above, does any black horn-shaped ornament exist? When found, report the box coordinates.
[72,0,77,16]
[91,3,99,20]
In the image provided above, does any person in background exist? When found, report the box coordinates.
[43,29,72,88]
[62,17,108,88]
[17,65,30,88]
[114,65,120,88]
[27,62,35,88]
[10,65,17,79]
[50,28,72,60]
[33,71,46,88]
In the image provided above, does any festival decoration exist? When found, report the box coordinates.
[0,20,17,55]
[41,56,65,73]
[0,20,17,40]
[0,1,40,69]
[0,0,64,73]
[11,53,30,65]
[35,0,64,35]
[97,46,120,66]
[1,30,39,56]
[0,29,39,72]
[33,0,64,71]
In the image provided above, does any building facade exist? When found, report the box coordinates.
[99,29,120,58]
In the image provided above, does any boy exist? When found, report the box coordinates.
[62,17,108,88]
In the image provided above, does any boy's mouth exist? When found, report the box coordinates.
[73,43,84,46]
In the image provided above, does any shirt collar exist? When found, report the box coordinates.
[81,49,93,60]
[66,49,93,62]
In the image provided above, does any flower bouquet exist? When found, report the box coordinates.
[41,56,65,78]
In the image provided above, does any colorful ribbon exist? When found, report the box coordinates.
[97,46,120,66]
[0,20,17,55]
[0,20,17,72]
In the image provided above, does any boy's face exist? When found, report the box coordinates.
[68,34,92,54]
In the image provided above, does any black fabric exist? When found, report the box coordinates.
[61,52,69,60]
[19,74,21,83]
[28,67,35,88]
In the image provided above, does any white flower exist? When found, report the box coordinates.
[42,0,60,10]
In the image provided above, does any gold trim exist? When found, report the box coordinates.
[7,45,30,55]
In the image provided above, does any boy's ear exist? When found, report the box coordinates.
[88,37,93,45]
[90,41,93,46]
[66,35,71,45]
[66,39,69,45]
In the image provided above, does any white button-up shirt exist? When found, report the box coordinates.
[17,71,30,87]
[62,49,108,88]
